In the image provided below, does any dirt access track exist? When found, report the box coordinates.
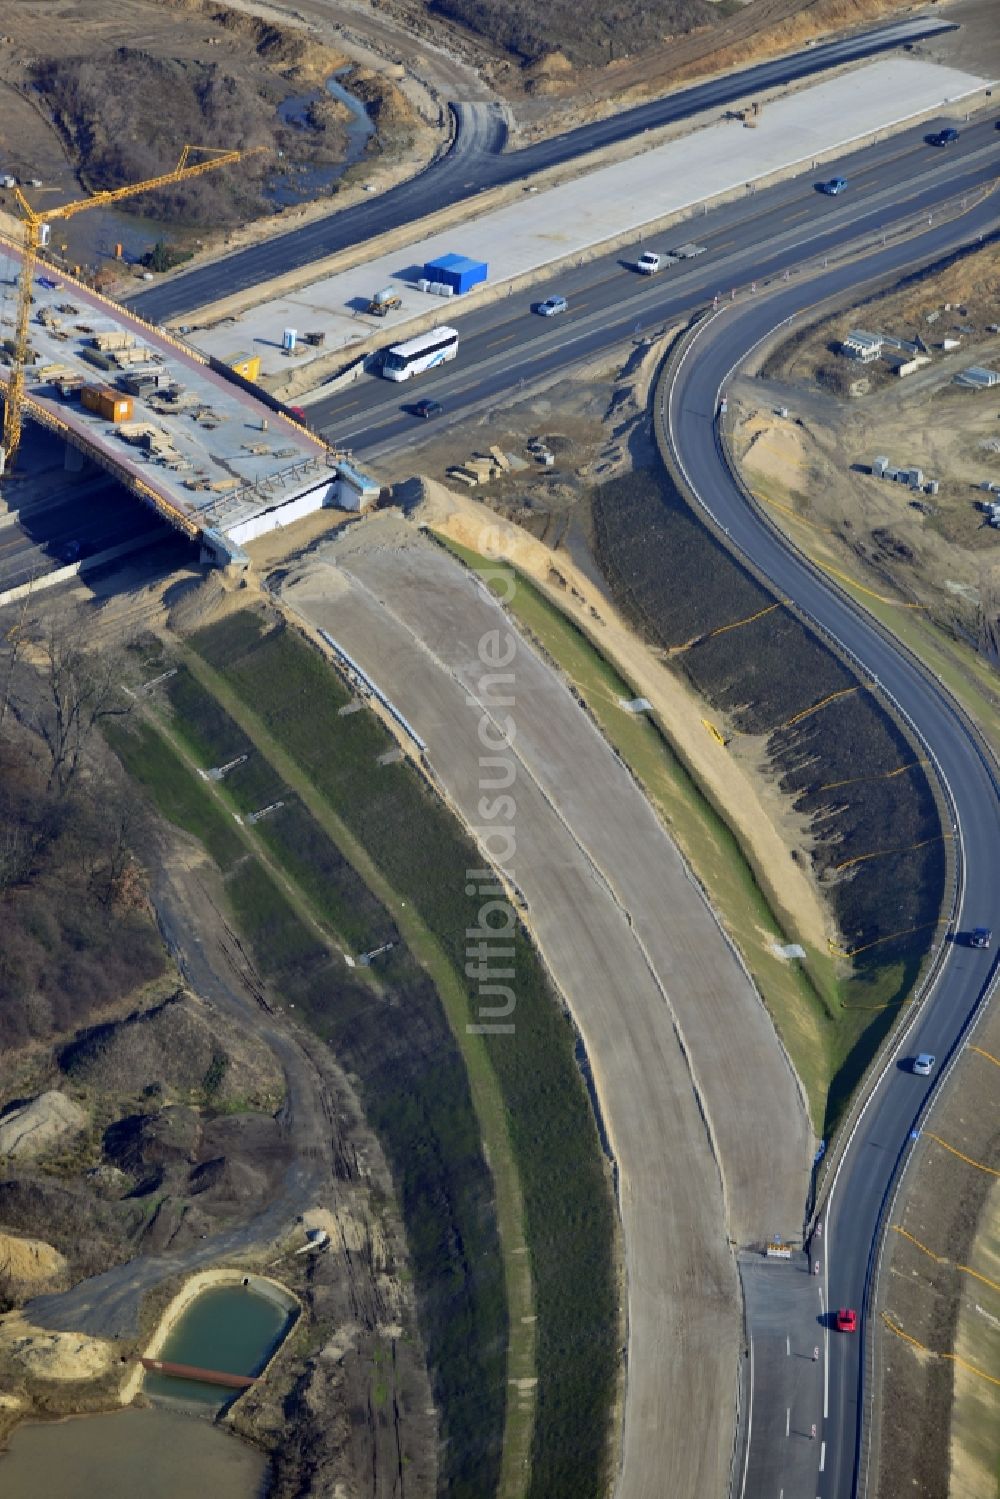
[277,512,813,1498]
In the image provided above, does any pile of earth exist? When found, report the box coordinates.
[429,0,717,69]
[0,1094,86,1163]
[59,989,283,1112]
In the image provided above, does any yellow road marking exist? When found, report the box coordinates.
[832,831,950,873]
[777,685,857,732]
[925,1133,1000,1178]
[882,1313,1000,1389]
[969,1044,1000,1069]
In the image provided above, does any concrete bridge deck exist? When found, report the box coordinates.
[0,239,340,558]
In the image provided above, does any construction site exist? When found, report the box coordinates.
[0,145,380,589]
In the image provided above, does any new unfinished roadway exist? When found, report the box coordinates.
[280,518,813,1499]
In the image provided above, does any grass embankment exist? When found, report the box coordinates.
[108,670,510,1499]
[163,648,536,1499]
[591,467,946,1139]
[187,610,619,1499]
[438,531,930,1135]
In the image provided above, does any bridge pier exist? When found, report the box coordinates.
[64,443,85,474]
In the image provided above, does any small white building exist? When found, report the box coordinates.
[883,352,931,378]
[841,330,883,363]
[954,366,1000,390]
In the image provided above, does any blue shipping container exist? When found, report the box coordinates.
[423,253,488,296]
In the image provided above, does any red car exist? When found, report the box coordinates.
[835,1308,857,1333]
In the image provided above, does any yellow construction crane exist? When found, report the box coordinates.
[1,144,264,470]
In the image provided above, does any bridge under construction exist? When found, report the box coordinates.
[0,239,376,568]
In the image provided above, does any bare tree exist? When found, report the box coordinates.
[0,586,33,737]
[34,621,133,795]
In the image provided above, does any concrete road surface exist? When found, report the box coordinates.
[281,518,813,1497]
[131,15,956,322]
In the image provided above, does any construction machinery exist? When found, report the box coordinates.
[367,286,402,317]
[1,144,264,472]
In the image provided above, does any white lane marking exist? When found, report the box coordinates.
[819,1283,829,1420]
[738,1335,754,1499]
[787,1335,790,1356]
[786,1407,790,1437]
[820,1440,827,1472]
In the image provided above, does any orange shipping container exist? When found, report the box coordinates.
[81,384,133,423]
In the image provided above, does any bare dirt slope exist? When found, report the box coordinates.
[875,995,1000,1499]
[279,513,813,1499]
[736,241,1000,663]
[0,0,422,266]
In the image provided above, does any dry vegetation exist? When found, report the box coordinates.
[405,0,915,95]
[0,731,164,1052]
[0,0,415,235]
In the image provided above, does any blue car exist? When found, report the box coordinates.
[818,177,848,196]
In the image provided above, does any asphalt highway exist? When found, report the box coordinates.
[301,115,999,453]
[0,473,170,593]
[666,209,1000,1499]
[130,14,956,322]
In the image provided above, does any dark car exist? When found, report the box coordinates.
[58,540,81,564]
[412,398,444,420]
[928,128,960,147]
[970,926,992,949]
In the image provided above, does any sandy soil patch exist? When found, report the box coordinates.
[0,1092,87,1162]
[734,241,1000,672]
[0,1233,68,1287]
[0,1313,115,1382]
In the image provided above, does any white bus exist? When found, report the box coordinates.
[381,325,459,381]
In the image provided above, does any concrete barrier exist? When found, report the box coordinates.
[0,531,159,609]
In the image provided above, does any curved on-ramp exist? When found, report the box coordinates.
[664,200,1000,1497]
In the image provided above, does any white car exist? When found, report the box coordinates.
[912,1053,935,1077]
[536,295,568,317]
[636,252,662,275]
